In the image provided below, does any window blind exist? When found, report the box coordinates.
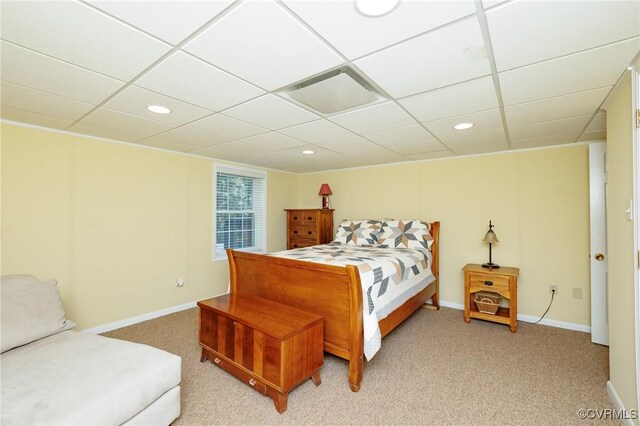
[214,166,266,260]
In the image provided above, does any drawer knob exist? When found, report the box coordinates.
[249,378,256,387]
[308,216,312,220]
[308,230,312,235]
[294,230,298,234]
[484,280,493,286]
[293,244,298,248]
[214,357,221,364]
[293,216,298,220]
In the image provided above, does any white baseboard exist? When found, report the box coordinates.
[430,299,592,333]
[83,294,224,334]
[607,381,636,426]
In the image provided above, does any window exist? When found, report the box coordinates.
[214,165,266,260]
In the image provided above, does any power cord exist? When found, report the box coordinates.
[525,289,555,325]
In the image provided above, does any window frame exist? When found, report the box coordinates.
[213,164,267,261]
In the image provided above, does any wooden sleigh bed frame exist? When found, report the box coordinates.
[227,221,440,392]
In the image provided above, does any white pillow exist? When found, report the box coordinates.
[377,220,433,250]
[333,220,382,246]
[1,275,75,353]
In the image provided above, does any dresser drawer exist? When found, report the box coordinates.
[468,272,510,293]
[289,226,317,239]
[289,210,317,226]
[289,237,316,249]
[210,353,267,395]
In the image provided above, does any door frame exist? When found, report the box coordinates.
[632,62,640,414]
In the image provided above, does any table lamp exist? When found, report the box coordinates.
[482,220,500,269]
[319,183,332,209]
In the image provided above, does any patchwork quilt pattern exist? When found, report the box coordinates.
[333,220,381,246]
[378,220,434,250]
[270,243,435,360]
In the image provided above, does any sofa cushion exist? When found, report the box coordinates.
[1,275,75,353]
[1,330,181,425]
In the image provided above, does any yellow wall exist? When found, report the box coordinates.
[297,145,592,325]
[606,77,638,414]
[1,123,296,329]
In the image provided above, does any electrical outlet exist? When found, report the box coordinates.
[549,285,558,295]
[177,278,185,287]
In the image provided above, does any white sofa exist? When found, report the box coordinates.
[1,275,181,425]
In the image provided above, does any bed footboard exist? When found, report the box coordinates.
[227,249,365,391]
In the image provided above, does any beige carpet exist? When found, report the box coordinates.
[104,306,614,425]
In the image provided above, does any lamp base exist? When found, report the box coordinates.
[481,262,500,269]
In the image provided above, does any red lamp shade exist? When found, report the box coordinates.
[318,183,333,196]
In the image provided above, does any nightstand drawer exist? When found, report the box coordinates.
[468,272,510,292]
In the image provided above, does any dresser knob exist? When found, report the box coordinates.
[293,244,298,248]
[249,378,256,387]
[308,217,312,220]
[293,216,298,220]
[214,357,221,364]
[294,230,298,234]
[308,230,312,235]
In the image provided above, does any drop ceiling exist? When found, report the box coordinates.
[1,0,638,173]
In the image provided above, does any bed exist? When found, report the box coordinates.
[227,220,439,392]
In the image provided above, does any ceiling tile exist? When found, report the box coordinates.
[1,81,95,120]
[279,119,355,143]
[386,140,448,156]
[330,102,416,134]
[224,95,318,130]
[283,0,475,59]
[509,115,591,141]
[500,38,639,106]
[186,114,268,140]
[237,132,306,150]
[0,106,74,130]
[1,41,124,104]
[136,52,264,111]
[354,17,491,98]
[137,138,202,153]
[74,108,173,141]
[578,130,607,142]
[406,150,455,161]
[442,129,508,156]
[511,134,579,150]
[70,121,146,142]
[586,112,606,131]
[194,141,270,157]
[488,0,640,71]
[87,0,234,45]
[317,136,407,162]
[504,87,611,127]
[1,1,170,80]
[103,86,212,125]
[399,76,499,122]
[183,1,343,90]
[364,124,437,145]
[423,108,503,140]
[140,126,227,148]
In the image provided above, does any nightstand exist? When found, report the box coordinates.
[463,264,520,332]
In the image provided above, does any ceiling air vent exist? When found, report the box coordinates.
[280,68,386,115]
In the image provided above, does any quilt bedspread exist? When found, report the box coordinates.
[270,243,435,360]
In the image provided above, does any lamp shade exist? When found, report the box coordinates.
[318,183,333,196]
[482,230,499,244]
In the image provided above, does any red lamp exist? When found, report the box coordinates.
[319,183,332,209]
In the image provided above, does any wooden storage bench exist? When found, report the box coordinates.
[198,294,324,413]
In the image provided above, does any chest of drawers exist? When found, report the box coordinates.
[285,208,334,249]
[198,294,324,413]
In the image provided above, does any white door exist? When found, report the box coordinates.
[589,142,608,345]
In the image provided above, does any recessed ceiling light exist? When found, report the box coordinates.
[453,122,474,130]
[146,105,172,114]
[302,150,315,155]
[354,0,400,17]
